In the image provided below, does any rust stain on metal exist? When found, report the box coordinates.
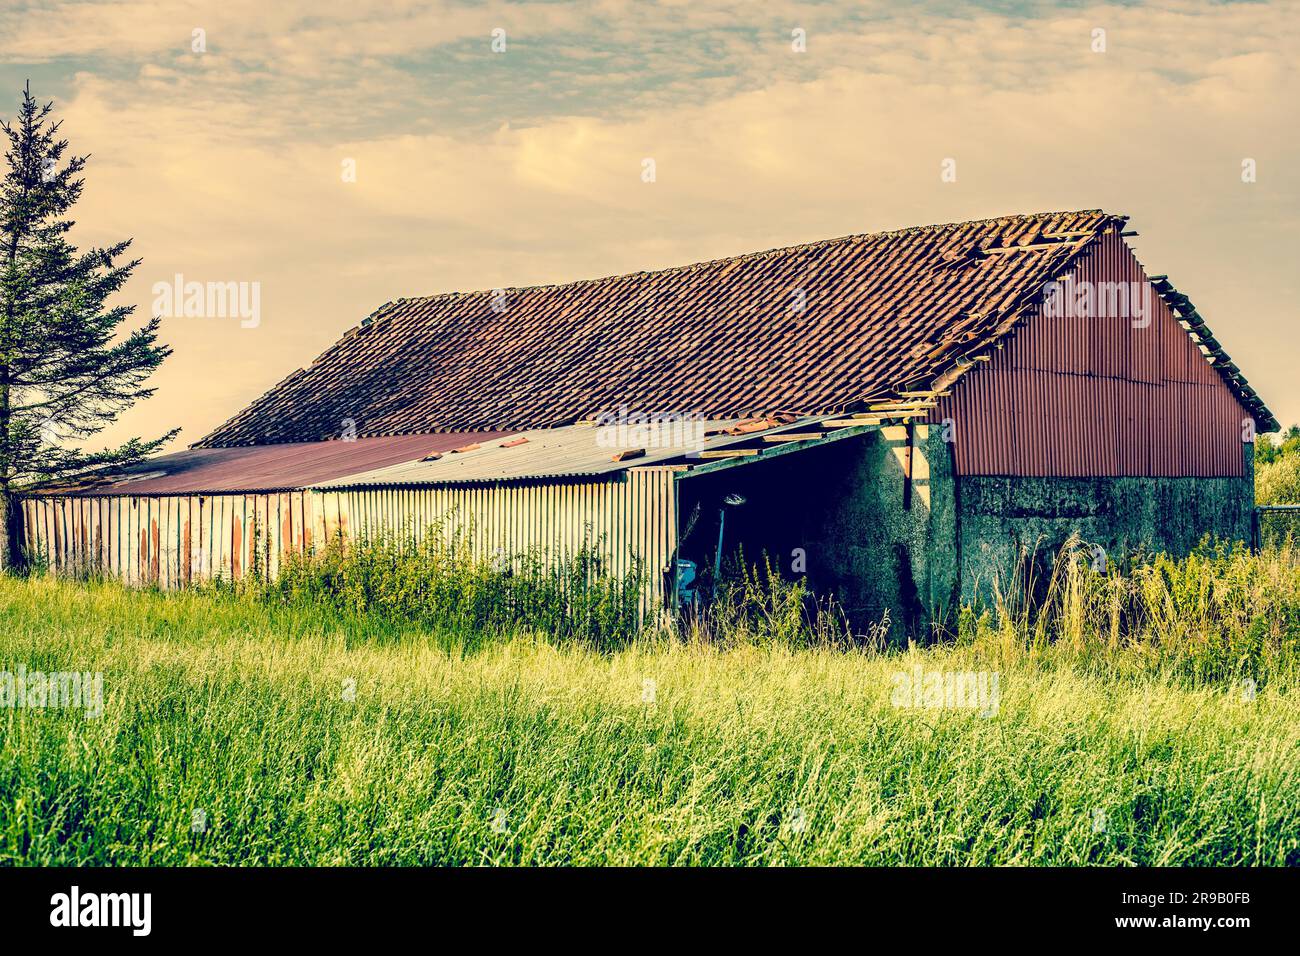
[231,514,242,580]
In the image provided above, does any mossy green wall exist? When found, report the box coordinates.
[800,425,957,637]
[678,434,1252,638]
[954,449,1255,606]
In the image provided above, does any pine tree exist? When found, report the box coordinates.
[0,84,175,570]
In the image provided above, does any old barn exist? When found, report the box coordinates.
[23,210,1277,633]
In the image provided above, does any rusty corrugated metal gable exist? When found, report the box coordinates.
[930,233,1262,477]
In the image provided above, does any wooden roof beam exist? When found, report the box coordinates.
[697,449,761,459]
[981,239,1088,255]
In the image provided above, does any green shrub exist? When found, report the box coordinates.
[1257,454,1300,548]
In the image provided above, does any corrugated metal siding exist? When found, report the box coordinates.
[934,234,1248,477]
[21,469,678,613]
[318,468,678,611]
[22,491,317,587]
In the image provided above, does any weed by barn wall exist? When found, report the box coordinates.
[677,427,957,642]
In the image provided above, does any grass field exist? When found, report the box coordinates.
[2,571,1298,866]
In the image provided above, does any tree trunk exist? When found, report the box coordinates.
[0,491,26,574]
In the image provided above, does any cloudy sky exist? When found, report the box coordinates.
[1,0,1296,449]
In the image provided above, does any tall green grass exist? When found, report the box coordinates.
[681,554,888,650]
[971,536,1300,683]
[0,553,1298,865]
[210,524,645,651]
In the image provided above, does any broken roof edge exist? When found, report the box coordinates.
[908,231,1280,435]
[370,209,1122,311]
[671,419,891,481]
[1148,276,1279,432]
[309,416,839,490]
[889,226,1112,397]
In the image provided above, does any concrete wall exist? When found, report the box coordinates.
[677,427,1253,639]
[955,448,1255,606]
[676,425,957,641]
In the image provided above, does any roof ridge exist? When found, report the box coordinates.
[380,209,1120,308]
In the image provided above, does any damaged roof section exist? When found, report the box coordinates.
[314,416,815,488]
[42,411,930,496]
[1149,276,1278,432]
[196,210,1139,447]
[313,407,934,489]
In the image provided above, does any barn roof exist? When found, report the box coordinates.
[195,209,1276,447]
[315,416,814,488]
[49,433,509,496]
